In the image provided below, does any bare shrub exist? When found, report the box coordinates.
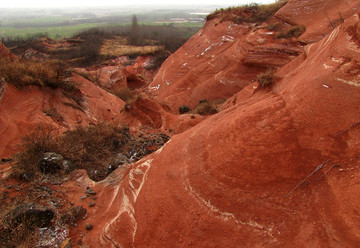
[192,101,218,115]
[11,124,56,180]
[257,69,274,87]
[54,123,130,181]
[276,25,306,38]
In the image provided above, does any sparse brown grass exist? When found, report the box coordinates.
[0,57,84,106]
[100,36,164,57]
[11,122,169,181]
[207,1,288,24]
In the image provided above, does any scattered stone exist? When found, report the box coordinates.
[191,115,196,119]
[9,203,54,228]
[89,202,95,207]
[72,206,87,222]
[125,104,131,111]
[85,188,96,196]
[86,223,93,230]
[62,160,73,173]
[81,196,87,200]
[40,152,64,173]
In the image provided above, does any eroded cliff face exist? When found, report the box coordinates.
[64,1,360,247]
[147,0,360,113]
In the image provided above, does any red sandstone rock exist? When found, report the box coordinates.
[148,0,360,113]
[70,3,360,248]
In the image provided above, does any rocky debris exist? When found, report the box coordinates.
[85,187,96,196]
[7,203,54,228]
[72,206,87,222]
[107,153,130,174]
[89,202,95,207]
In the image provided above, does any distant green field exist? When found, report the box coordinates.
[0,21,203,40]
[0,23,106,39]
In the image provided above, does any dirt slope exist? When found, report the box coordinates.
[68,2,360,248]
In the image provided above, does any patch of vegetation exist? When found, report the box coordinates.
[257,69,274,87]
[11,124,57,181]
[207,0,288,24]
[192,99,219,115]
[276,25,306,38]
[11,123,170,182]
[179,105,191,114]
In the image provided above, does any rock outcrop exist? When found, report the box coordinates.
[65,1,360,247]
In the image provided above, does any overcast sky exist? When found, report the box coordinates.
[1,0,275,8]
